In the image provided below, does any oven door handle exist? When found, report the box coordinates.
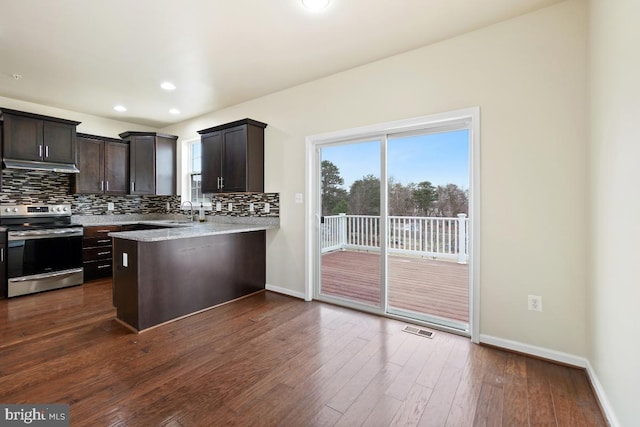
[8,268,84,282]
[8,230,84,241]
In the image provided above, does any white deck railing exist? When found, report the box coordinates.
[321,213,469,263]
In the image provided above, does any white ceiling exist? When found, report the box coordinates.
[0,0,562,128]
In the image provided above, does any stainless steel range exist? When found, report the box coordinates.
[0,205,83,297]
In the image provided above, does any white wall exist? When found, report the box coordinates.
[589,0,640,425]
[0,96,155,138]
[163,1,589,357]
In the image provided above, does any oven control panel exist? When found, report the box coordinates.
[0,205,71,217]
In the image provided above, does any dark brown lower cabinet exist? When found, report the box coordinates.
[82,225,120,281]
[0,231,6,298]
[112,230,266,331]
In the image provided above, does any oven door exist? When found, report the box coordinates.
[7,233,83,297]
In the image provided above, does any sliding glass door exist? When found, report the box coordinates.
[386,130,470,331]
[318,139,382,308]
[311,111,475,335]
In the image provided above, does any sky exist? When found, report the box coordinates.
[321,129,469,190]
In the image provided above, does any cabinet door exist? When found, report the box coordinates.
[75,136,104,194]
[155,136,176,195]
[0,237,6,298]
[105,141,129,194]
[2,114,43,161]
[0,123,2,192]
[130,135,155,195]
[221,125,248,192]
[43,121,77,164]
[201,131,223,193]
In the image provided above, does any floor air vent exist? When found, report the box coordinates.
[402,325,435,339]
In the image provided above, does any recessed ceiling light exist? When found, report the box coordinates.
[302,0,329,11]
[113,105,127,112]
[169,108,180,115]
[161,82,176,91]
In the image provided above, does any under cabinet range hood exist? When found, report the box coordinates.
[2,158,80,173]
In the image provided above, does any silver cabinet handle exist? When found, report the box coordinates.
[38,145,43,157]
[220,177,224,189]
[1,247,3,262]
[97,265,111,269]
[106,181,109,191]
[97,251,111,256]
[217,177,220,189]
[45,145,49,158]
[101,181,104,191]
[131,181,135,192]
[97,239,110,243]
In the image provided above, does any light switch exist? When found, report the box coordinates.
[216,202,222,211]
[295,193,303,204]
[249,203,254,212]
[264,202,270,213]
[228,203,233,212]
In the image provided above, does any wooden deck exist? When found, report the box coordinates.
[321,250,469,323]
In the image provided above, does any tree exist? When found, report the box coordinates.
[348,174,380,215]
[332,199,349,215]
[321,160,348,215]
[388,178,416,216]
[412,181,438,216]
[434,184,468,217]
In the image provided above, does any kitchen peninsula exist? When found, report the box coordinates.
[108,221,276,332]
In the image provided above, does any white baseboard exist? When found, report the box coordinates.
[480,334,618,426]
[479,334,587,367]
[265,284,306,300]
[585,360,620,427]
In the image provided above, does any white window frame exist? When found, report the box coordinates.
[181,138,212,210]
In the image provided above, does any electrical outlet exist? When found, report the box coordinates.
[264,202,270,213]
[249,203,254,212]
[528,295,542,312]
[122,253,128,268]
[107,202,114,211]
[216,202,222,211]
[228,203,233,212]
[295,193,303,204]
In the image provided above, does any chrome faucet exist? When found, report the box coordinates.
[181,201,194,221]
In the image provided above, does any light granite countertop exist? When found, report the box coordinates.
[109,221,277,242]
[72,214,279,242]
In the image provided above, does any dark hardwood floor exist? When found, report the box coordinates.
[0,279,605,426]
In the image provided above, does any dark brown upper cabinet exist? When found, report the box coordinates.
[197,119,267,193]
[118,132,178,195]
[0,122,2,191]
[0,108,80,165]
[75,133,129,195]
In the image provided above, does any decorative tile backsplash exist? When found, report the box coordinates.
[0,169,279,217]
[73,194,182,215]
[208,193,280,217]
[0,169,72,205]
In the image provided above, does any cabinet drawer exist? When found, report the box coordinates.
[83,236,113,248]
[83,246,113,261]
[83,225,120,238]
[83,260,112,281]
